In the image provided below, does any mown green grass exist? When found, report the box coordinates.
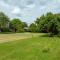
[0,34,60,60]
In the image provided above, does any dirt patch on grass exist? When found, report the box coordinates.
[0,33,41,43]
[0,33,32,43]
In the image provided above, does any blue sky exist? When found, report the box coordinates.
[0,0,60,24]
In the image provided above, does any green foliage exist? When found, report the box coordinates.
[22,22,28,28]
[35,12,60,35]
[29,23,37,32]
[9,18,28,32]
[1,11,60,34]
[0,12,28,33]
[1,27,10,32]
[0,12,9,32]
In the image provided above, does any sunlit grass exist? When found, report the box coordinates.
[0,34,60,60]
[0,33,41,43]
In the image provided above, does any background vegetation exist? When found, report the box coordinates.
[0,11,60,36]
[0,12,28,33]
[29,12,60,36]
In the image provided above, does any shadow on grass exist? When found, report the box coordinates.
[42,48,50,53]
[40,33,60,37]
[40,33,53,37]
[0,32,15,34]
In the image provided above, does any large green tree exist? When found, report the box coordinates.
[35,12,60,35]
[9,18,28,32]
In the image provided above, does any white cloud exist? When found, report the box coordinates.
[0,0,60,24]
[11,7,21,14]
[26,4,35,8]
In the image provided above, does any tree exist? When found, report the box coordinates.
[22,22,28,28]
[0,12,9,32]
[9,18,21,32]
[35,15,46,32]
[9,18,28,32]
[29,23,37,32]
[35,12,60,35]
[22,22,28,32]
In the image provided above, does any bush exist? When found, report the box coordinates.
[1,28,10,32]
[17,29,25,33]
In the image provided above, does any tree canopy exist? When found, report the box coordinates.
[0,12,28,32]
[9,18,28,32]
[0,12,9,32]
[35,12,60,35]
[29,23,37,32]
[0,11,60,35]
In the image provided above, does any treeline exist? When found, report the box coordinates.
[29,12,60,35]
[0,12,60,35]
[0,12,28,32]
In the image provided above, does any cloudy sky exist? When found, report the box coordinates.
[0,0,60,24]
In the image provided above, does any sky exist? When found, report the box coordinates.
[0,0,60,24]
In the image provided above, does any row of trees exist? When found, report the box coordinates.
[1,11,60,35]
[29,12,60,35]
[0,12,28,32]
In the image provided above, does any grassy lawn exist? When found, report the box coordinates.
[0,33,60,60]
[0,33,41,43]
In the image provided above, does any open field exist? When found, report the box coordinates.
[0,33,41,43]
[0,33,60,60]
